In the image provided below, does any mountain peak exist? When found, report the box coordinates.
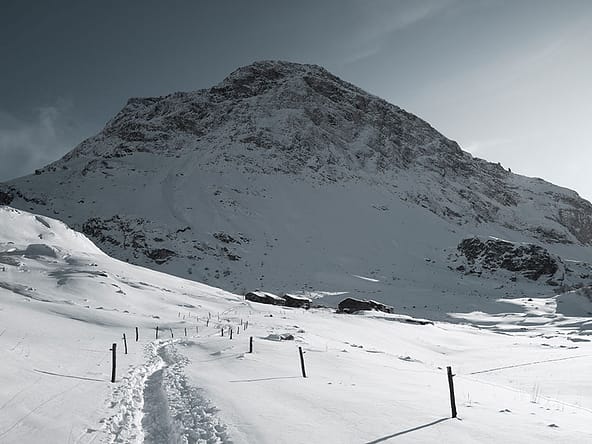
[59,59,462,176]
[3,60,592,307]
[222,60,330,82]
[212,59,364,101]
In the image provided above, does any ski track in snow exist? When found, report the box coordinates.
[101,339,231,444]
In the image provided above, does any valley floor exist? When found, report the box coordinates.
[1,208,591,443]
[2,291,592,443]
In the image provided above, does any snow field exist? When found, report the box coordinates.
[178,303,592,443]
[1,207,592,443]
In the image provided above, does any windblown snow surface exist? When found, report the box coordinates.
[1,206,592,443]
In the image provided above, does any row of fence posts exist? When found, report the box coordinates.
[108,319,306,381]
[110,316,250,383]
[108,320,458,418]
[111,326,142,382]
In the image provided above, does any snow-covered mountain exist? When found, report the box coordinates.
[2,60,592,317]
[2,206,592,443]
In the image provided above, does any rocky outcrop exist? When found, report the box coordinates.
[0,191,13,205]
[558,202,592,244]
[456,237,558,280]
[145,248,177,264]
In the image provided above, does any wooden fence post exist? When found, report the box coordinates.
[135,327,139,342]
[447,366,457,418]
[221,327,224,337]
[299,346,307,378]
[155,326,159,339]
[184,327,187,337]
[229,327,233,340]
[206,319,210,327]
[170,328,174,338]
[249,336,253,353]
[111,343,117,383]
[122,333,128,355]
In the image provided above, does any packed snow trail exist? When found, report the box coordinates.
[144,343,231,443]
[102,338,230,444]
[102,340,167,443]
[142,366,173,443]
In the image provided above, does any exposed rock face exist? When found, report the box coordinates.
[337,298,394,314]
[450,236,592,292]
[558,198,592,244]
[145,248,177,264]
[0,191,12,205]
[81,215,148,251]
[456,237,558,280]
[53,61,468,179]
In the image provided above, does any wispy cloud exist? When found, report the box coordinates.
[339,0,457,66]
[0,100,88,181]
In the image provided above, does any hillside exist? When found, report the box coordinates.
[2,61,592,318]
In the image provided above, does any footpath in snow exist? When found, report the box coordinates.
[102,337,230,444]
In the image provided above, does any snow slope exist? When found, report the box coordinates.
[1,206,592,443]
[2,61,592,318]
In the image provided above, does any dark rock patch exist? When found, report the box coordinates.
[145,248,177,264]
[457,237,558,280]
[0,190,13,205]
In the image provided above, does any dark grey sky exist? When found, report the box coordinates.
[2,0,591,199]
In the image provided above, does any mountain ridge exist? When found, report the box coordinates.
[2,60,592,316]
